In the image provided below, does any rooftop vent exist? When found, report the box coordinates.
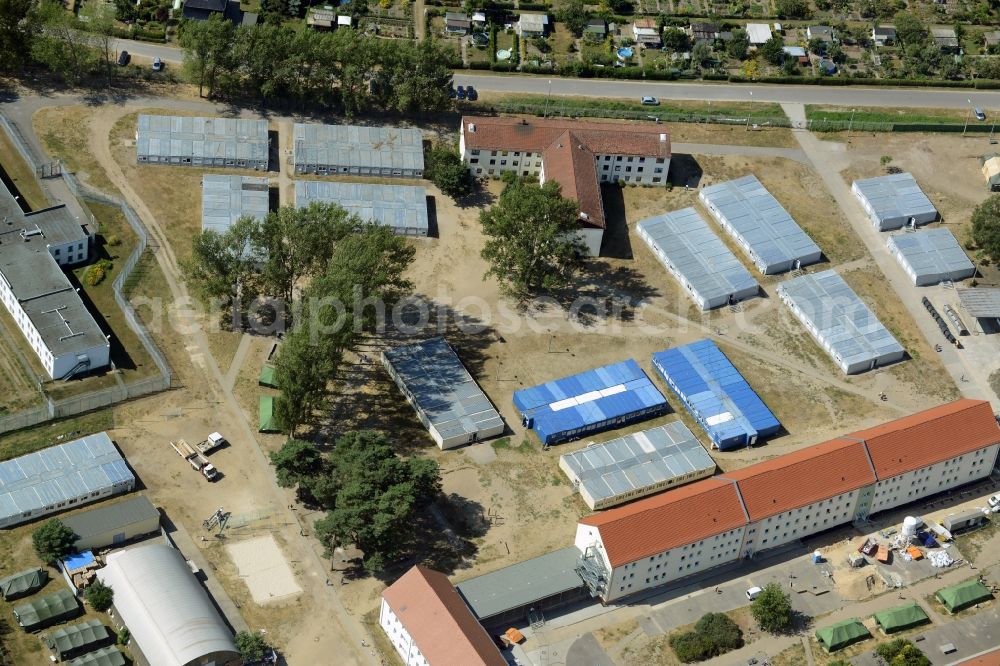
[659,133,668,142]
[468,123,476,133]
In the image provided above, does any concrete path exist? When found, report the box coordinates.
[782,102,997,408]
[672,141,808,163]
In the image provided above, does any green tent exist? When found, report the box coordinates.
[12,588,80,631]
[0,567,48,601]
[936,580,994,613]
[259,365,278,388]
[873,603,930,634]
[68,645,126,666]
[259,395,280,433]
[44,619,111,660]
[815,618,871,652]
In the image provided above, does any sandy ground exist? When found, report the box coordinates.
[227,535,303,605]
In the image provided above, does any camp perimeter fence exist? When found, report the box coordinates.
[0,114,172,438]
[479,101,792,128]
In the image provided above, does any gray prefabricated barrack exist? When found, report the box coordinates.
[201,175,270,235]
[294,181,429,237]
[135,115,269,169]
[851,173,939,231]
[886,228,975,286]
[636,208,759,310]
[776,269,905,374]
[698,175,821,274]
[292,123,424,177]
[559,421,716,510]
[382,338,504,449]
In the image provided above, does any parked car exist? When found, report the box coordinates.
[152,57,163,72]
[117,51,130,67]
[448,85,457,99]
[745,586,762,600]
[989,494,1000,511]
[466,85,478,101]
[456,85,466,100]
[641,96,659,106]
[975,107,987,121]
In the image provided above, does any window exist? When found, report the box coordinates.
[470,158,479,164]
[616,156,623,162]
[471,149,480,155]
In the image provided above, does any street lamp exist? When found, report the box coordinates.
[964,98,973,136]
[745,91,754,131]
[543,79,553,118]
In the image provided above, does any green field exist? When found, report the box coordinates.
[488,94,785,120]
[805,105,973,126]
[0,409,114,462]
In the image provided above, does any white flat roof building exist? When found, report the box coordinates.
[698,175,822,274]
[292,123,424,177]
[777,269,905,374]
[851,173,939,231]
[136,115,269,170]
[887,228,975,286]
[200,175,270,235]
[97,543,240,666]
[636,207,758,310]
[559,422,716,510]
[382,338,504,449]
[746,23,772,44]
[0,432,133,529]
[295,181,429,237]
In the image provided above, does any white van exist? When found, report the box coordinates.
[746,586,763,601]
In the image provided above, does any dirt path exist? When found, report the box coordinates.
[84,107,373,666]
[414,0,425,40]
[223,334,253,392]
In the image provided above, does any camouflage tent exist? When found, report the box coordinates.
[0,567,47,601]
[43,619,111,660]
[12,588,81,631]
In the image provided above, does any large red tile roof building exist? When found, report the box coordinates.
[576,399,1000,602]
[459,116,671,256]
[380,565,506,666]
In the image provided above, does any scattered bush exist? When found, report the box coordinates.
[669,612,743,663]
[85,259,114,286]
[875,638,931,666]
[86,580,114,612]
[105,234,122,247]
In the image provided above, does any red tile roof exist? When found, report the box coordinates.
[720,439,876,521]
[578,478,747,567]
[382,565,505,666]
[541,136,605,229]
[461,116,671,158]
[852,399,1000,479]
[956,647,1000,665]
[578,400,999,569]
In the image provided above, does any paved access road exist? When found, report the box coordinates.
[109,36,1000,110]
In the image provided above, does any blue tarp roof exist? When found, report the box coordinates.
[652,339,780,450]
[62,551,95,572]
[513,360,668,444]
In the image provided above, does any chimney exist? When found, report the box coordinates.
[580,211,590,220]
[659,133,667,142]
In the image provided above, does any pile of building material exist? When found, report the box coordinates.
[929,550,954,568]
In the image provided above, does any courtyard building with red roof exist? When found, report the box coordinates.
[574,399,1000,603]
[380,565,506,666]
[459,116,672,256]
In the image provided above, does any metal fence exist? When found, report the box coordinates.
[483,101,793,128]
[0,114,172,437]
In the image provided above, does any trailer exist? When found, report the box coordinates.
[195,432,227,455]
[170,440,218,481]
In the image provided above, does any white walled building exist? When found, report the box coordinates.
[575,399,1000,603]
[0,180,109,380]
[380,565,505,666]
[460,116,671,256]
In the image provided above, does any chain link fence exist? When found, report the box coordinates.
[482,101,793,128]
[0,114,171,437]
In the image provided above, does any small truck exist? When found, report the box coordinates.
[195,432,227,455]
[170,439,218,481]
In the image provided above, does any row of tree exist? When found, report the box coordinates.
[270,432,439,571]
[180,17,455,112]
[184,203,414,432]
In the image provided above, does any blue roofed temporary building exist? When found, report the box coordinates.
[636,208,759,310]
[851,173,939,231]
[0,432,135,529]
[698,175,822,274]
[651,339,780,450]
[513,360,669,446]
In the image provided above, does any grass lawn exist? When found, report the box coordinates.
[0,128,49,211]
[33,107,119,197]
[492,93,785,120]
[581,39,615,66]
[0,409,114,462]
[805,105,972,125]
[951,518,998,564]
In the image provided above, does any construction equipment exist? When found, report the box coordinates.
[170,440,218,481]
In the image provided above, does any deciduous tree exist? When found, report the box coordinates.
[234,631,271,662]
[971,194,1000,261]
[479,180,586,298]
[426,145,471,199]
[179,16,235,97]
[750,582,793,633]
[86,580,114,612]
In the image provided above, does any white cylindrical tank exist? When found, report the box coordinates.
[902,516,919,539]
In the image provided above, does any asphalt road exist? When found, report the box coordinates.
[110,37,1000,110]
